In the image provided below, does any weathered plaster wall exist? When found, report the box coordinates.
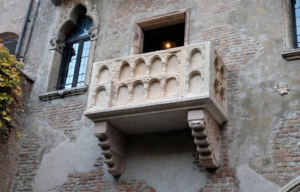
[1,0,300,191]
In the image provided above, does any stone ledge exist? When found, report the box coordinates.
[39,85,88,101]
[282,49,300,60]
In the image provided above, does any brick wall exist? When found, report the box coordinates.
[0,0,30,35]
[0,76,33,192]
[199,25,264,92]
[0,32,19,41]
[52,157,156,192]
[197,0,241,18]
[252,109,300,187]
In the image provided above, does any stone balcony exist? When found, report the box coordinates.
[84,42,228,175]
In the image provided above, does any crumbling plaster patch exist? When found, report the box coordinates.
[23,114,102,192]
[237,164,280,192]
[119,130,206,192]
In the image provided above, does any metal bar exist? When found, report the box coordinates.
[15,0,33,56]
[21,0,41,62]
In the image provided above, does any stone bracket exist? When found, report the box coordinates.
[188,109,220,168]
[94,121,126,175]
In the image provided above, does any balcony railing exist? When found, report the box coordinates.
[85,42,228,175]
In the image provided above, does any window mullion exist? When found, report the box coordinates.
[57,44,70,90]
[73,40,84,87]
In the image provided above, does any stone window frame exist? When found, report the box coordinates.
[282,0,300,60]
[130,8,190,56]
[40,2,99,101]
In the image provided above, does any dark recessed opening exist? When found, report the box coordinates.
[2,39,18,54]
[143,23,185,53]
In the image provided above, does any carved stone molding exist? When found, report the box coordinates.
[49,38,65,53]
[188,110,220,168]
[279,176,300,192]
[39,85,88,101]
[94,121,126,176]
[274,82,291,95]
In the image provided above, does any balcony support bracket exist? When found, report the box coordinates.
[188,109,220,168]
[94,121,126,176]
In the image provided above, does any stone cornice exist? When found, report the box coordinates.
[39,85,88,101]
[282,49,300,61]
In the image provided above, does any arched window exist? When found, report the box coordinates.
[292,0,300,48]
[56,12,93,90]
[2,39,18,55]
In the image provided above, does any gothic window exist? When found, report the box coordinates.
[56,13,93,90]
[292,0,300,48]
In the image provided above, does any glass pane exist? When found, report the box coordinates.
[57,43,80,90]
[296,8,300,17]
[296,0,300,9]
[297,35,300,43]
[297,27,300,35]
[296,17,300,27]
[76,40,90,85]
[2,40,18,54]
[66,13,93,41]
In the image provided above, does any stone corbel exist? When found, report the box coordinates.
[89,27,98,41]
[94,121,126,175]
[188,110,220,168]
[49,38,65,54]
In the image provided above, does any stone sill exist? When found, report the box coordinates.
[39,85,88,101]
[282,48,300,60]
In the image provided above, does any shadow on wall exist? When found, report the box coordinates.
[119,129,206,192]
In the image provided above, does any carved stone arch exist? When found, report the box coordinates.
[92,86,108,106]
[150,55,163,64]
[148,77,162,85]
[187,70,203,94]
[188,47,202,59]
[97,65,110,85]
[279,176,300,192]
[149,55,163,75]
[164,77,179,97]
[132,79,144,87]
[133,58,146,70]
[97,64,110,75]
[214,56,221,78]
[188,48,204,69]
[131,80,145,101]
[54,2,99,41]
[148,78,163,98]
[118,61,132,81]
[188,70,202,79]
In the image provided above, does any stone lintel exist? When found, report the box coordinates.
[188,109,220,168]
[94,121,126,176]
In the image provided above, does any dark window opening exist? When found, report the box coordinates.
[143,23,185,53]
[2,39,18,54]
[292,0,300,48]
[56,12,93,90]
